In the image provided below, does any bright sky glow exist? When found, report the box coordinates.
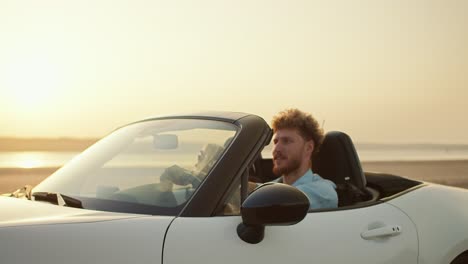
[5,55,63,109]
[0,0,467,143]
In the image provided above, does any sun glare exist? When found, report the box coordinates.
[18,159,43,169]
[5,57,62,109]
[13,153,45,169]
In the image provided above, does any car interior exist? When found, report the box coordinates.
[250,131,423,209]
[88,130,422,213]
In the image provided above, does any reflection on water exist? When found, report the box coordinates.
[0,152,78,169]
[0,151,195,169]
[17,158,43,168]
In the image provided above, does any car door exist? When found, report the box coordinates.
[163,202,418,264]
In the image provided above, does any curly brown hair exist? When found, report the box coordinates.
[271,108,324,158]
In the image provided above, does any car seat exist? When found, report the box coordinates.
[313,131,371,206]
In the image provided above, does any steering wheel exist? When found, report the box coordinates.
[161,165,202,188]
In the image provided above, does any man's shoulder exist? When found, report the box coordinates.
[300,172,337,189]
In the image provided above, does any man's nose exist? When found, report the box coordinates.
[272,143,282,154]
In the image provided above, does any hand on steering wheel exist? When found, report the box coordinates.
[160,165,201,187]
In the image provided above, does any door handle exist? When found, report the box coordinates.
[361,225,402,240]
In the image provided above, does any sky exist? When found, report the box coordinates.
[0,0,467,144]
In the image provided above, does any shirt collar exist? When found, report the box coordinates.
[274,169,318,185]
[291,169,315,186]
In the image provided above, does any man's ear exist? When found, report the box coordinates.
[306,140,314,155]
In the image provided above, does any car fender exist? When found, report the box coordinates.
[388,184,468,264]
[0,214,173,264]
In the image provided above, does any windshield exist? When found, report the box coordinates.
[33,118,237,215]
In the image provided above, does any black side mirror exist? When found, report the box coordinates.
[237,183,309,244]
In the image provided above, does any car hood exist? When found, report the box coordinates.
[0,196,143,228]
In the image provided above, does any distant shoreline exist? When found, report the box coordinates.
[2,136,468,152]
[0,158,467,172]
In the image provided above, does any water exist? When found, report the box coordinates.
[0,151,195,169]
[0,152,78,169]
[1,144,468,169]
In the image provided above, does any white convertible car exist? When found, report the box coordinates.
[1,111,468,264]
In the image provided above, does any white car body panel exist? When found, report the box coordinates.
[164,202,418,264]
[389,184,468,264]
[0,197,173,264]
[0,196,141,226]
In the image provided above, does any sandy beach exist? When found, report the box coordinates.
[0,167,58,194]
[362,160,468,189]
[1,160,468,194]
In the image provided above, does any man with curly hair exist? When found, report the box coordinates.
[270,108,337,209]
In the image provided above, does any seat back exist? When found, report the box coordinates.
[313,131,369,206]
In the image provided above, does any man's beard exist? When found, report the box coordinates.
[272,155,301,176]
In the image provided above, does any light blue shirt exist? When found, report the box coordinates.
[274,169,338,210]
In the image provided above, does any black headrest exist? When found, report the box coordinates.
[313,131,366,190]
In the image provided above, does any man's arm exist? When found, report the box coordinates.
[160,165,201,187]
[247,181,260,194]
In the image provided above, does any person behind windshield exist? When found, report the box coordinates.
[159,143,224,191]
[252,108,338,209]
